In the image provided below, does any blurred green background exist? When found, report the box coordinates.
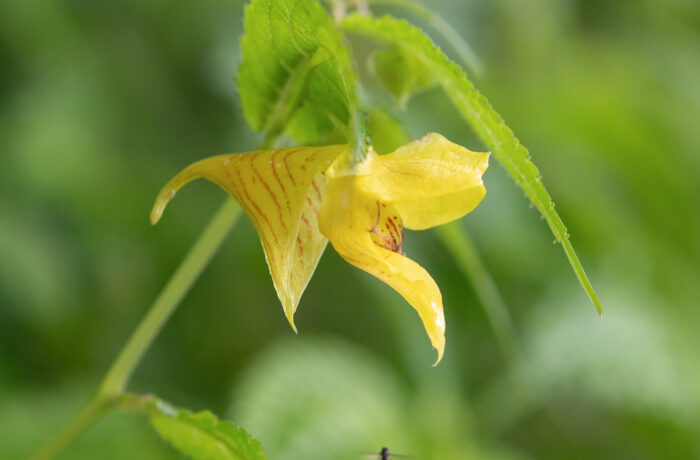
[1,0,699,458]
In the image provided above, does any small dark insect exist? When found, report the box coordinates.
[361,446,411,459]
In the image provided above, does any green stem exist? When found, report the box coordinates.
[351,107,369,162]
[98,198,241,397]
[31,198,241,459]
[99,198,241,396]
[115,393,170,416]
[29,397,115,460]
[435,222,516,360]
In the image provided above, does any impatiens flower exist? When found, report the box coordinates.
[150,133,488,363]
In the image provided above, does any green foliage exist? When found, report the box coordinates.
[229,338,528,460]
[150,407,265,460]
[366,106,409,154]
[229,339,409,460]
[363,0,484,77]
[238,0,354,143]
[370,46,437,108]
[342,14,602,315]
[13,1,700,459]
[0,386,172,460]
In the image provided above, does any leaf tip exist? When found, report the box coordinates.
[591,293,603,318]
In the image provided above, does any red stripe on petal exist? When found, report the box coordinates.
[235,166,280,248]
[251,152,288,233]
[311,179,322,202]
[296,235,305,266]
[283,147,305,186]
[305,196,319,217]
[271,149,291,212]
[300,212,313,239]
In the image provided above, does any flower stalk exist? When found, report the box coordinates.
[99,198,241,396]
[31,198,242,459]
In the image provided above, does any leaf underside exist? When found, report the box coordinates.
[342,14,602,315]
[370,45,437,108]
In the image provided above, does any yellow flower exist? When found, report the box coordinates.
[150,133,488,364]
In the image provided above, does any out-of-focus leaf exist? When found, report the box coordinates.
[150,407,265,460]
[342,14,603,316]
[238,0,355,143]
[366,106,409,154]
[370,45,437,108]
[364,0,484,77]
[229,338,408,460]
[476,284,700,451]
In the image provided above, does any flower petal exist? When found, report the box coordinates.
[355,133,489,229]
[151,145,349,330]
[392,186,486,230]
[319,176,446,364]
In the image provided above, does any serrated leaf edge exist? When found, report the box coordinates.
[342,14,602,315]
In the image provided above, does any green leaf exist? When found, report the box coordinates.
[150,407,266,460]
[238,0,355,143]
[342,14,603,316]
[365,0,484,77]
[370,45,437,108]
[366,106,409,154]
[229,338,408,459]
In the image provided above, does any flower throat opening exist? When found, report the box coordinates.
[370,201,405,254]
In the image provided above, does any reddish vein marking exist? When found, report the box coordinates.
[311,179,322,202]
[235,166,280,248]
[223,162,256,224]
[386,218,400,241]
[305,196,319,217]
[386,217,404,253]
[271,149,291,212]
[224,164,274,260]
[251,152,288,233]
[300,211,313,239]
[283,147,305,187]
[296,235,305,266]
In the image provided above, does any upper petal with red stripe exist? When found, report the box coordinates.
[150,145,349,329]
